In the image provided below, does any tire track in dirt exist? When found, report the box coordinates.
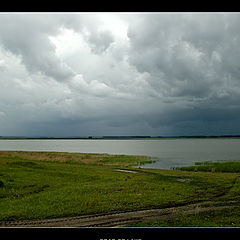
[1,201,239,227]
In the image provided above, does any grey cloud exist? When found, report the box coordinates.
[0,14,120,83]
[87,30,114,54]
[0,14,76,82]
[127,14,240,101]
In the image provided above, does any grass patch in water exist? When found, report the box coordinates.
[175,160,240,173]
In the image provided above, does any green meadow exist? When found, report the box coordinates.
[0,151,240,227]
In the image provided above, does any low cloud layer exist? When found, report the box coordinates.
[0,13,240,137]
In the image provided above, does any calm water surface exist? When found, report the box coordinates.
[0,139,240,169]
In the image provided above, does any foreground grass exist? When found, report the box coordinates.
[0,151,240,227]
[128,207,240,227]
[128,160,240,227]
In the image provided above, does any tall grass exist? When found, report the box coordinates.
[175,160,240,173]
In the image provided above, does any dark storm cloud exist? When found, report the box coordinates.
[1,13,240,136]
[124,13,240,135]
[127,14,240,93]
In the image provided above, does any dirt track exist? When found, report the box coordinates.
[1,201,239,227]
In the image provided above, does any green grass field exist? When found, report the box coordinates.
[0,151,240,227]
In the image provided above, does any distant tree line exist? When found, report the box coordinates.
[1,135,240,139]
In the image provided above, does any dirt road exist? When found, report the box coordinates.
[1,201,239,227]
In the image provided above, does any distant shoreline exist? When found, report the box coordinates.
[1,135,240,140]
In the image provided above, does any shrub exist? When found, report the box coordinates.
[0,180,4,187]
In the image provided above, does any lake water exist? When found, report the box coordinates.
[0,139,240,169]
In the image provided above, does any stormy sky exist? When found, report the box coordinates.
[0,12,240,137]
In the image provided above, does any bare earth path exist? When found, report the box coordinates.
[1,201,239,227]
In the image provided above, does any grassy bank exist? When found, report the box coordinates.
[0,151,240,227]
